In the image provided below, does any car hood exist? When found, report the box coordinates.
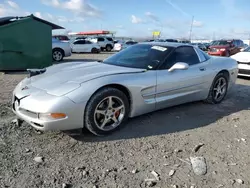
[209,45,230,49]
[28,61,145,95]
[231,52,250,62]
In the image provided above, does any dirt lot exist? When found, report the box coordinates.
[1,53,250,188]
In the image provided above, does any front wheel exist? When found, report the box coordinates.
[84,88,129,136]
[204,72,228,104]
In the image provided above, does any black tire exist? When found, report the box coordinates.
[52,48,64,62]
[106,45,112,52]
[91,48,97,53]
[204,72,229,104]
[84,87,130,136]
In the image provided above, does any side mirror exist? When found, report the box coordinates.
[168,62,189,72]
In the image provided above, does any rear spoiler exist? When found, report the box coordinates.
[27,68,46,78]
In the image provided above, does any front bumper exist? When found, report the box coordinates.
[208,51,226,56]
[238,63,250,77]
[12,83,86,131]
[64,48,72,57]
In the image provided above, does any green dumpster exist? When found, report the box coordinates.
[0,14,64,71]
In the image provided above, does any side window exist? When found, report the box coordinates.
[85,40,92,44]
[195,48,207,62]
[233,40,238,47]
[74,40,81,44]
[98,38,105,42]
[161,46,200,69]
[126,41,133,45]
[239,40,243,47]
[78,40,86,44]
[106,37,113,41]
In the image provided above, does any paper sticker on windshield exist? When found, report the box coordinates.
[151,46,167,51]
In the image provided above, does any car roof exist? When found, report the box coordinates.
[140,42,192,48]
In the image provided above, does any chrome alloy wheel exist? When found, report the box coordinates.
[94,96,125,131]
[213,77,227,102]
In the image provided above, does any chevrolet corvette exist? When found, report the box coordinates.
[12,42,238,136]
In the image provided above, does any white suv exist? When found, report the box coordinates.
[89,37,114,51]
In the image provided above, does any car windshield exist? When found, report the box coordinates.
[103,44,174,70]
[243,46,250,52]
[212,40,231,45]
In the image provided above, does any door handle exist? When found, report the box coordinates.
[199,67,206,71]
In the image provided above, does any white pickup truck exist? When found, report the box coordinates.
[52,37,72,62]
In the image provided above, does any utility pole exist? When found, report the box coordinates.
[189,16,194,41]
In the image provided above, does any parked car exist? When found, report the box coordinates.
[52,37,71,62]
[165,39,178,42]
[89,36,114,51]
[12,42,238,136]
[191,43,207,51]
[71,39,101,53]
[75,36,87,40]
[177,39,191,44]
[208,39,244,56]
[113,40,137,51]
[154,39,166,42]
[230,46,250,77]
[240,44,249,51]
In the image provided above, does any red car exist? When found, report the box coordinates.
[208,39,244,57]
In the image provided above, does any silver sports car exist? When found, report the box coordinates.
[12,42,238,136]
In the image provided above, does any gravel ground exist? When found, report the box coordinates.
[1,53,250,188]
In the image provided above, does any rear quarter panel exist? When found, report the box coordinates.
[209,56,238,90]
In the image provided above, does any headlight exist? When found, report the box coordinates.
[38,113,67,121]
[220,49,226,51]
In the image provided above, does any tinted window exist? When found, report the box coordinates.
[234,40,239,47]
[239,40,243,47]
[74,40,85,44]
[125,41,134,45]
[98,38,105,42]
[85,40,92,44]
[106,37,113,41]
[195,48,210,62]
[76,37,86,40]
[161,46,200,69]
[213,40,231,45]
[103,44,174,69]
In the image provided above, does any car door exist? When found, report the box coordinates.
[72,40,81,52]
[84,40,93,52]
[78,40,88,52]
[155,46,211,110]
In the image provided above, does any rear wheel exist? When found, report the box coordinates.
[106,45,112,52]
[91,48,97,53]
[84,88,129,136]
[204,72,228,104]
